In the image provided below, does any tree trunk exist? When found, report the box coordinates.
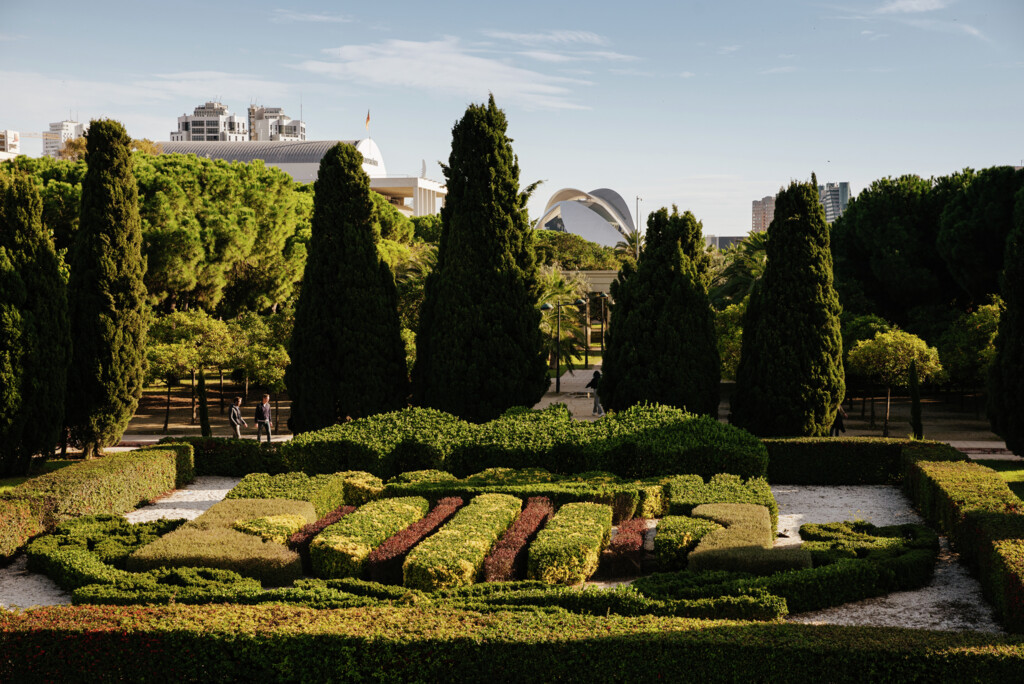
[190,369,197,424]
[974,386,981,419]
[59,426,68,458]
[164,379,171,433]
[219,369,225,414]
[275,394,280,432]
[861,394,866,418]
[869,388,876,429]
[883,386,891,437]
[245,375,250,399]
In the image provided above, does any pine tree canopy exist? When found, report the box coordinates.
[412,96,548,422]
[65,119,148,457]
[286,142,408,432]
[0,174,72,475]
[599,206,720,415]
[731,179,844,436]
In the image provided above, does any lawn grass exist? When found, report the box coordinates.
[0,460,78,494]
[974,459,1024,500]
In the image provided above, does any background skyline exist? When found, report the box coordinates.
[2,0,1022,236]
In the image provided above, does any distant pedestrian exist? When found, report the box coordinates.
[255,393,273,443]
[585,371,604,416]
[830,404,847,437]
[229,396,247,439]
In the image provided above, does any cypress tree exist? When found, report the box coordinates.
[286,143,407,432]
[731,178,844,436]
[988,188,1024,454]
[909,359,923,439]
[412,96,547,423]
[600,206,720,415]
[65,120,148,458]
[0,174,72,475]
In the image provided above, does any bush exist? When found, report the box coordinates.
[0,495,50,561]
[158,436,286,476]
[483,496,554,582]
[598,517,648,577]
[126,499,315,586]
[403,493,522,591]
[8,605,1023,681]
[232,515,308,545]
[225,471,357,517]
[310,497,429,579]
[765,437,966,485]
[654,516,722,571]
[287,505,356,574]
[366,497,464,585]
[666,473,778,529]
[528,502,613,584]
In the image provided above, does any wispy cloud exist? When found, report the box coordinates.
[483,30,608,46]
[271,9,351,23]
[298,38,591,110]
[875,0,951,14]
[609,68,653,78]
[904,17,988,41]
[680,71,696,78]
[0,33,28,41]
[760,66,798,74]
[778,53,797,59]
[861,29,890,40]
[718,45,741,55]
[517,49,637,63]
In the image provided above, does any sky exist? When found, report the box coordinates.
[2,0,1022,236]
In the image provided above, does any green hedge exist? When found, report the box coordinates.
[404,493,522,591]
[654,516,722,571]
[666,473,778,529]
[3,605,1023,681]
[158,436,286,476]
[765,437,966,485]
[310,497,429,579]
[528,502,613,584]
[126,499,314,586]
[225,471,362,517]
[687,504,811,575]
[279,404,766,480]
[0,495,50,561]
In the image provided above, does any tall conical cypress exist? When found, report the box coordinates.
[65,120,148,458]
[0,174,72,475]
[731,178,844,436]
[286,143,407,432]
[988,187,1024,454]
[600,206,720,415]
[412,96,547,422]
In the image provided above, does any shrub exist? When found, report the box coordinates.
[387,469,458,484]
[0,495,50,561]
[528,502,612,584]
[225,471,359,517]
[158,436,286,476]
[127,499,315,586]
[366,497,464,585]
[654,516,722,571]
[666,473,778,529]
[688,504,811,575]
[9,446,191,523]
[483,496,554,582]
[403,493,522,591]
[310,497,429,579]
[765,438,965,485]
[287,504,356,574]
[598,517,648,577]
[232,515,308,545]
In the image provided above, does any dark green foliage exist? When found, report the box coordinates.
[665,474,778,529]
[731,180,844,437]
[411,213,442,243]
[412,96,547,422]
[370,191,414,243]
[224,471,351,517]
[197,368,211,437]
[600,207,720,415]
[65,120,148,457]
[286,143,407,432]
[0,174,71,476]
[989,187,1024,455]
[157,436,286,476]
[938,166,1024,306]
[532,229,626,270]
[764,437,965,485]
[909,360,923,439]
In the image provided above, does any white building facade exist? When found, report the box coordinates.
[170,102,248,142]
[43,120,87,158]
[248,106,306,141]
[751,195,776,233]
[818,182,851,223]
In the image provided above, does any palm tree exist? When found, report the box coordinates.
[710,231,768,309]
[615,226,645,261]
[537,264,588,374]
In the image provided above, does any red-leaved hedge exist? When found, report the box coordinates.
[366,497,464,584]
[598,517,648,577]
[483,496,554,582]
[288,505,356,573]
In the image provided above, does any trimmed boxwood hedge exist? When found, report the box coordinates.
[655,516,722,571]
[765,437,966,485]
[666,473,778,529]
[3,605,1024,682]
[225,471,359,517]
[158,436,286,476]
[528,502,613,584]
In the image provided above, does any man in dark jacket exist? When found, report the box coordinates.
[229,396,247,439]
[255,394,272,443]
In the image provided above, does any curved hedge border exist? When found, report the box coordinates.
[3,605,1023,681]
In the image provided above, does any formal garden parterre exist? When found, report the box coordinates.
[3,405,1024,680]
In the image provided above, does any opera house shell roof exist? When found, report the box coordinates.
[535,188,636,247]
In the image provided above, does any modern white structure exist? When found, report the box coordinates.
[534,188,636,248]
[0,130,21,154]
[248,105,306,142]
[751,195,776,233]
[43,120,87,158]
[159,138,446,217]
[818,182,852,223]
[170,102,248,142]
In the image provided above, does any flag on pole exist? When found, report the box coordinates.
[365,110,370,131]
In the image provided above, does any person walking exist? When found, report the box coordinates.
[255,393,273,443]
[830,404,847,437]
[585,370,604,416]
[229,396,247,439]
